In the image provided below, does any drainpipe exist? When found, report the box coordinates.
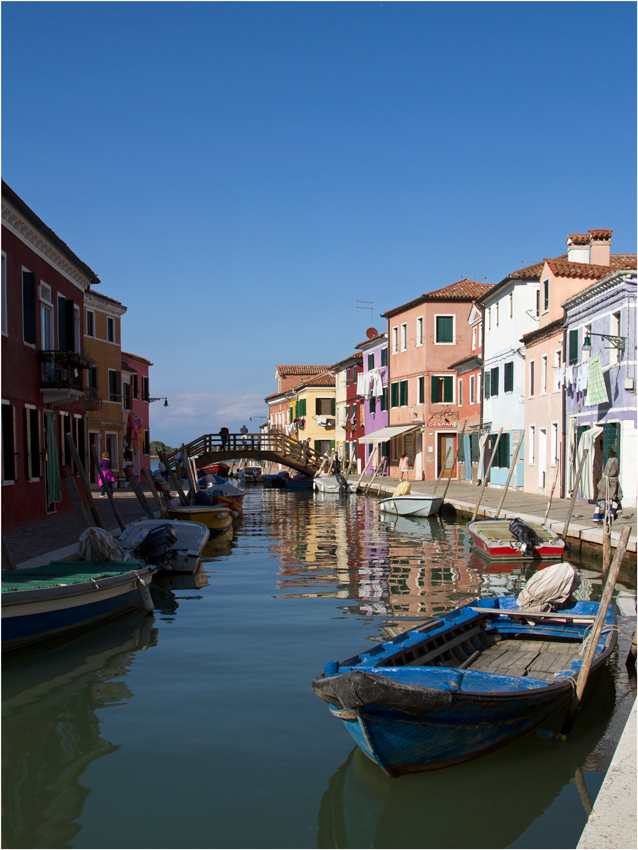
[479,299,486,482]
[561,320,567,499]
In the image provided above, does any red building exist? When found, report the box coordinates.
[2,180,100,529]
[121,351,153,480]
[449,301,484,483]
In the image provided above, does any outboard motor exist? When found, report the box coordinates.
[508,517,542,558]
[335,473,348,492]
[133,523,178,567]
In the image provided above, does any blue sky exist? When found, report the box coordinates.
[2,1,636,447]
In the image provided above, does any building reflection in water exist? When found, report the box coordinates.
[2,611,158,849]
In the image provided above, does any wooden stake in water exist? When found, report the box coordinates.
[66,434,105,529]
[495,432,524,519]
[91,444,126,532]
[142,467,168,519]
[472,428,502,521]
[561,524,631,735]
[61,464,91,531]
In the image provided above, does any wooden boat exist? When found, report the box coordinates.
[313,476,358,494]
[311,595,616,776]
[167,505,233,536]
[200,461,229,477]
[285,477,314,490]
[2,561,157,652]
[467,518,565,561]
[118,519,210,573]
[205,481,246,513]
[238,465,263,482]
[379,494,444,517]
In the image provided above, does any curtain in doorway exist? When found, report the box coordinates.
[45,411,62,503]
[566,417,577,493]
[463,434,472,480]
[576,426,603,500]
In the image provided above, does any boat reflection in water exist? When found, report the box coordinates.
[2,610,158,850]
[317,665,618,849]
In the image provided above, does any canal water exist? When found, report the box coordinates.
[2,487,636,849]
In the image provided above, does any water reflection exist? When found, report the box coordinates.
[2,611,158,849]
[317,668,618,849]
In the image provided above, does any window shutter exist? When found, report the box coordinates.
[391,382,399,407]
[381,348,388,367]
[504,362,513,393]
[58,297,67,350]
[436,316,454,343]
[64,299,75,350]
[1,405,15,481]
[369,396,375,413]
[443,376,453,403]
[431,376,438,403]
[381,388,388,411]
[22,271,37,344]
[330,397,335,415]
[484,371,491,398]
[491,367,499,397]
[368,354,374,370]
[569,329,579,365]
[400,381,408,406]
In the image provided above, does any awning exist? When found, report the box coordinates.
[359,424,422,444]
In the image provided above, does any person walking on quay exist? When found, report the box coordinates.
[302,437,311,466]
[593,449,623,523]
[219,426,229,450]
[99,451,115,496]
[399,452,410,481]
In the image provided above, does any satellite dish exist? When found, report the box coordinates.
[366,327,379,339]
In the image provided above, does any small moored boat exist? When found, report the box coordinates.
[379,494,443,517]
[167,505,233,536]
[2,561,157,652]
[312,580,615,776]
[118,519,210,573]
[467,518,565,561]
[313,475,358,494]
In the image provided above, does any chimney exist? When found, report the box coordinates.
[567,233,591,263]
[588,229,612,266]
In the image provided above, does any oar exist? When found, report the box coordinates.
[561,524,631,735]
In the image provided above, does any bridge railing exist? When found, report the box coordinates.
[168,432,324,471]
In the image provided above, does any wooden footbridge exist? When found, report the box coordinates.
[167,432,323,476]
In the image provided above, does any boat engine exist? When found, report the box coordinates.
[508,517,542,557]
[133,523,178,567]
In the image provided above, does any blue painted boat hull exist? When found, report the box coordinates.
[312,597,616,776]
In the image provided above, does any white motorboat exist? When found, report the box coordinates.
[118,520,210,573]
[313,475,358,494]
[378,494,444,517]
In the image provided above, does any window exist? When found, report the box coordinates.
[543,279,549,313]
[22,270,37,345]
[392,327,398,354]
[551,422,558,466]
[418,376,425,404]
[435,315,454,344]
[390,382,399,408]
[569,329,579,365]
[60,412,72,467]
[73,305,80,353]
[490,367,499,398]
[400,323,407,351]
[123,381,132,411]
[108,369,121,403]
[535,289,540,318]
[504,361,514,393]
[105,432,119,471]
[141,376,149,401]
[529,425,536,464]
[132,374,139,399]
[1,253,7,336]
[541,355,548,394]
[381,387,388,412]
[553,349,562,392]
[470,375,475,405]
[86,309,95,337]
[369,395,375,414]
[529,361,535,396]
[2,402,16,482]
[431,375,453,403]
[24,406,41,480]
[352,364,357,383]
[492,432,510,469]
[472,326,477,350]
[416,316,424,346]
[458,379,463,407]
[107,316,115,343]
[399,380,408,406]
[345,367,350,387]
[484,370,491,399]
[143,430,150,456]
[381,347,388,367]
[315,397,335,415]
[40,284,53,351]
[367,353,374,371]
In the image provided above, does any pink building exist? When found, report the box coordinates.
[381,279,492,481]
[121,351,152,480]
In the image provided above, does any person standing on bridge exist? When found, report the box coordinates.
[240,424,248,447]
[220,426,229,450]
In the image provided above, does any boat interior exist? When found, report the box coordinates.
[375,615,585,682]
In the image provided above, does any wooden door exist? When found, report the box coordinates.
[437,433,456,479]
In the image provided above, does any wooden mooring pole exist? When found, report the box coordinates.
[65,434,105,529]
[494,433,524,519]
[142,467,168,519]
[61,464,91,531]
[472,428,502,521]
[439,423,467,508]
[124,467,155,519]
[91,444,126,532]
[561,448,589,543]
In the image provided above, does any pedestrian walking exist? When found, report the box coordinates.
[240,424,248,447]
[593,449,623,523]
[219,426,229,450]
[99,452,115,496]
[399,452,410,481]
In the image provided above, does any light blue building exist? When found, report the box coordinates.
[562,270,637,506]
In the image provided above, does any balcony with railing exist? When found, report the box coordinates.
[38,350,89,405]
[85,386,103,412]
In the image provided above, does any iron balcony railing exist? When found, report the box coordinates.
[38,350,89,394]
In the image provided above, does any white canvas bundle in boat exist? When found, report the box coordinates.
[78,527,136,563]
[517,562,581,612]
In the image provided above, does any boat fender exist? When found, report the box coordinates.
[134,574,155,613]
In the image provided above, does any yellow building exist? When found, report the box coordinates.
[83,290,127,484]
[286,373,336,456]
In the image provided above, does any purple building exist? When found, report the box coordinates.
[562,270,637,506]
[355,332,390,473]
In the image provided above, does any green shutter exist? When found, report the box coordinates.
[418,376,424,404]
[491,367,499,397]
[443,376,453,403]
[368,354,374,370]
[381,388,388,411]
[400,380,408,406]
[369,396,375,413]
[391,382,399,407]
[569,329,579,365]
[436,316,454,343]
[431,376,438,403]
[381,348,388,367]
[484,371,491,398]
[330,397,335,415]
[504,362,514,393]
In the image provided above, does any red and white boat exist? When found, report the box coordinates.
[467,518,565,561]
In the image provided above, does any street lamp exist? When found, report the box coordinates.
[581,333,626,353]
[149,397,169,407]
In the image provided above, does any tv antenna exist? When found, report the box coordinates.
[357,300,373,325]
